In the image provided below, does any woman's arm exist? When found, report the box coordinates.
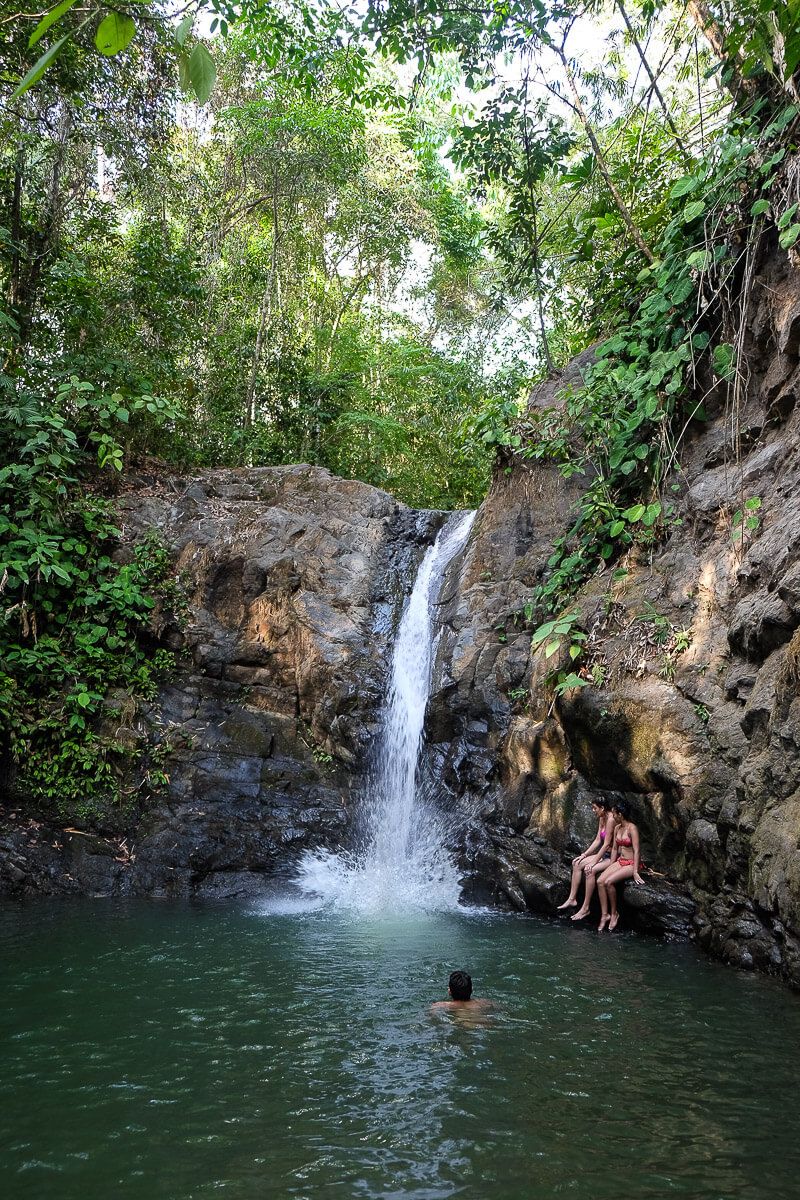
[582,833,601,858]
[574,823,602,863]
[607,828,621,866]
[631,824,644,884]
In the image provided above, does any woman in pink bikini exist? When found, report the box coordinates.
[556,798,616,916]
[596,800,644,932]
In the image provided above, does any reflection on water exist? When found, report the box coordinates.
[1,900,799,1200]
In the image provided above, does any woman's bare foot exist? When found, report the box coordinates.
[598,915,610,932]
[557,899,578,910]
[609,912,620,931]
[571,907,589,921]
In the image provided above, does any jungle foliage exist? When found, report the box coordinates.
[1,0,798,818]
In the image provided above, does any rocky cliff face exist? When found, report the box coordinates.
[3,239,800,992]
[0,466,441,898]
[426,234,800,986]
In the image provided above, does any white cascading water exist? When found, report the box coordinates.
[295,511,475,914]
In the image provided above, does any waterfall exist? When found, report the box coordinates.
[295,510,475,913]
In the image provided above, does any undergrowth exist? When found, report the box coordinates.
[503,100,799,680]
[0,373,183,825]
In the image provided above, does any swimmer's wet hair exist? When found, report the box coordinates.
[613,799,632,819]
[449,970,473,1000]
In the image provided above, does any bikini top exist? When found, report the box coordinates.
[617,832,633,847]
[599,828,606,841]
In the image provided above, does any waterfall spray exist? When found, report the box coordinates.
[295,511,475,913]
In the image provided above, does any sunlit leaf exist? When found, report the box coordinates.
[95,12,136,56]
[29,0,78,48]
[11,34,69,99]
[176,13,194,46]
[189,43,216,104]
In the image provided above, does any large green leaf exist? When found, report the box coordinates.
[669,175,699,199]
[189,43,216,104]
[175,13,194,46]
[95,11,136,57]
[29,0,79,48]
[779,223,800,251]
[11,34,69,99]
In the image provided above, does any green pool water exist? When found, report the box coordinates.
[2,897,799,1200]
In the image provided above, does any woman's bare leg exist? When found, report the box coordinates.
[571,861,603,920]
[606,882,617,928]
[557,859,584,909]
[600,865,635,930]
[597,874,610,931]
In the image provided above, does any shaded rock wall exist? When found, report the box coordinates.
[427,232,800,985]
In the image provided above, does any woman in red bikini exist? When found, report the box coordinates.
[596,799,644,932]
[557,798,616,916]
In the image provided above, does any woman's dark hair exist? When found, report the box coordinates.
[612,799,632,820]
[595,797,613,812]
[449,970,473,1001]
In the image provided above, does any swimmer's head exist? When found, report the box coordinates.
[612,799,631,820]
[448,970,473,1001]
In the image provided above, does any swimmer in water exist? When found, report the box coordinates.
[430,971,493,1020]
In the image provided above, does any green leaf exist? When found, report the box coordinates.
[777,204,798,231]
[189,43,216,104]
[683,200,705,223]
[609,520,625,537]
[744,496,761,511]
[175,13,194,46]
[29,0,78,48]
[779,223,800,251]
[77,692,92,708]
[95,12,136,56]
[531,620,557,647]
[623,504,646,522]
[569,644,582,660]
[687,250,710,270]
[178,51,192,93]
[670,175,699,199]
[712,343,735,379]
[544,639,561,658]
[750,199,770,216]
[556,672,589,692]
[11,34,70,99]
[619,460,636,475]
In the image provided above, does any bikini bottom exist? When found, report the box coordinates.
[618,858,635,868]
